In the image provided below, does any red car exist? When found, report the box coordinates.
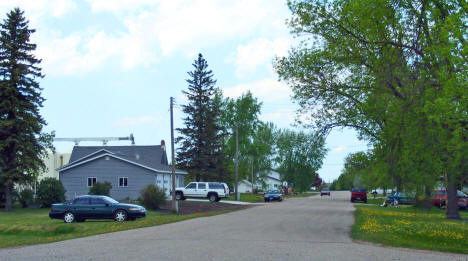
[431,189,446,207]
[351,188,367,203]
[431,190,468,209]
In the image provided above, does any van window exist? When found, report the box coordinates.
[186,183,196,189]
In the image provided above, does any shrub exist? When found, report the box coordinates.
[37,178,66,208]
[89,181,112,196]
[140,184,166,210]
[19,188,33,208]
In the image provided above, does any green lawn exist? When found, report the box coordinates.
[224,192,319,203]
[352,205,468,254]
[0,207,229,248]
[225,193,264,203]
[284,192,319,198]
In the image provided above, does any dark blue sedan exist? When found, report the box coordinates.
[49,195,147,223]
[264,190,283,202]
[385,192,416,205]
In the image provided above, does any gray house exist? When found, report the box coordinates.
[58,142,187,200]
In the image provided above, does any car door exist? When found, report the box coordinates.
[72,197,91,218]
[185,183,197,197]
[90,197,113,218]
[197,183,207,197]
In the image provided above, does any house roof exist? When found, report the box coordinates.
[58,145,187,174]
[267,175,281,182]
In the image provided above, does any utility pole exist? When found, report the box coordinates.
[251,158,254,193]
[235,124,239,201]
[170,97,178,213]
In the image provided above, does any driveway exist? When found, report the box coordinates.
[1,191,466,261]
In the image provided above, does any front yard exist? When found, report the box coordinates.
[0,201,248,248]
[224,192,319,203]
[352,205,468,254]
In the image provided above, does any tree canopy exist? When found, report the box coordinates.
[276,0,467,219]
[176,53,227,182]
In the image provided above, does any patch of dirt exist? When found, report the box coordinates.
[157,200,250,215]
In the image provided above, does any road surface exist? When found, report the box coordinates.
[1,191,466,261]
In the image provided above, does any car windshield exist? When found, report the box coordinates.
[266,190,280,194]
[102,196,119,204]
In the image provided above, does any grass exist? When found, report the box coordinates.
[225,193,264,203]
[352,205,468,254]
[284,192,319,198]
[0,207,231,248]
[225,192,319,202]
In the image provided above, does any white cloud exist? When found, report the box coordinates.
[223,79,292,103]
[261,108,296,127]
[86,0,156,14]
[0,0,76,18]
[112,115,162,127]
[3,0,291,75]
[333,146,347,153]
[229,38,291,77]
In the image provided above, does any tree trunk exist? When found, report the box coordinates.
[446,174,460,220]
[4,184,13,212]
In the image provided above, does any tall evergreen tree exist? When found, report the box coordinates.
[0,8,53,211]
[176,53,226,182]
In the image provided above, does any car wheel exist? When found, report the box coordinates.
[209,194,218,202]
[350,199,354,203]
[279,198,282,202]
[114,210,127,222]
[364,200,367,203]
[63,212,75,223]
[175,192,183,200]
[215,198,221,202]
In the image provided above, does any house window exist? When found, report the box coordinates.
[87,177,97,187]
[119,177,128,187]
[164,180,168,184]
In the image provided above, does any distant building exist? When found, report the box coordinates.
[238,180,253,193]
[40,149,71,180]
[238,169,284,192]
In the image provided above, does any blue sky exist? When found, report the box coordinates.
[1,0,368,183]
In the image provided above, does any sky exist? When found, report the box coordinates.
[0,0,369,183]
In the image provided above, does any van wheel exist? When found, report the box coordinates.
[209,193,218,202]
[175,192,184,200]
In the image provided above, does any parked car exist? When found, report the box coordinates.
[458,191,468,210]
[264,190,282,202]
[320,188,330,196]
[431,190,468,209]
[175,182,230,202]
[49,195,146,223]
[385,192,415,205]
[351,188,367,203]
[431,189,446,207]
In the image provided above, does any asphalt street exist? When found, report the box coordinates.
[1,191,466,261]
